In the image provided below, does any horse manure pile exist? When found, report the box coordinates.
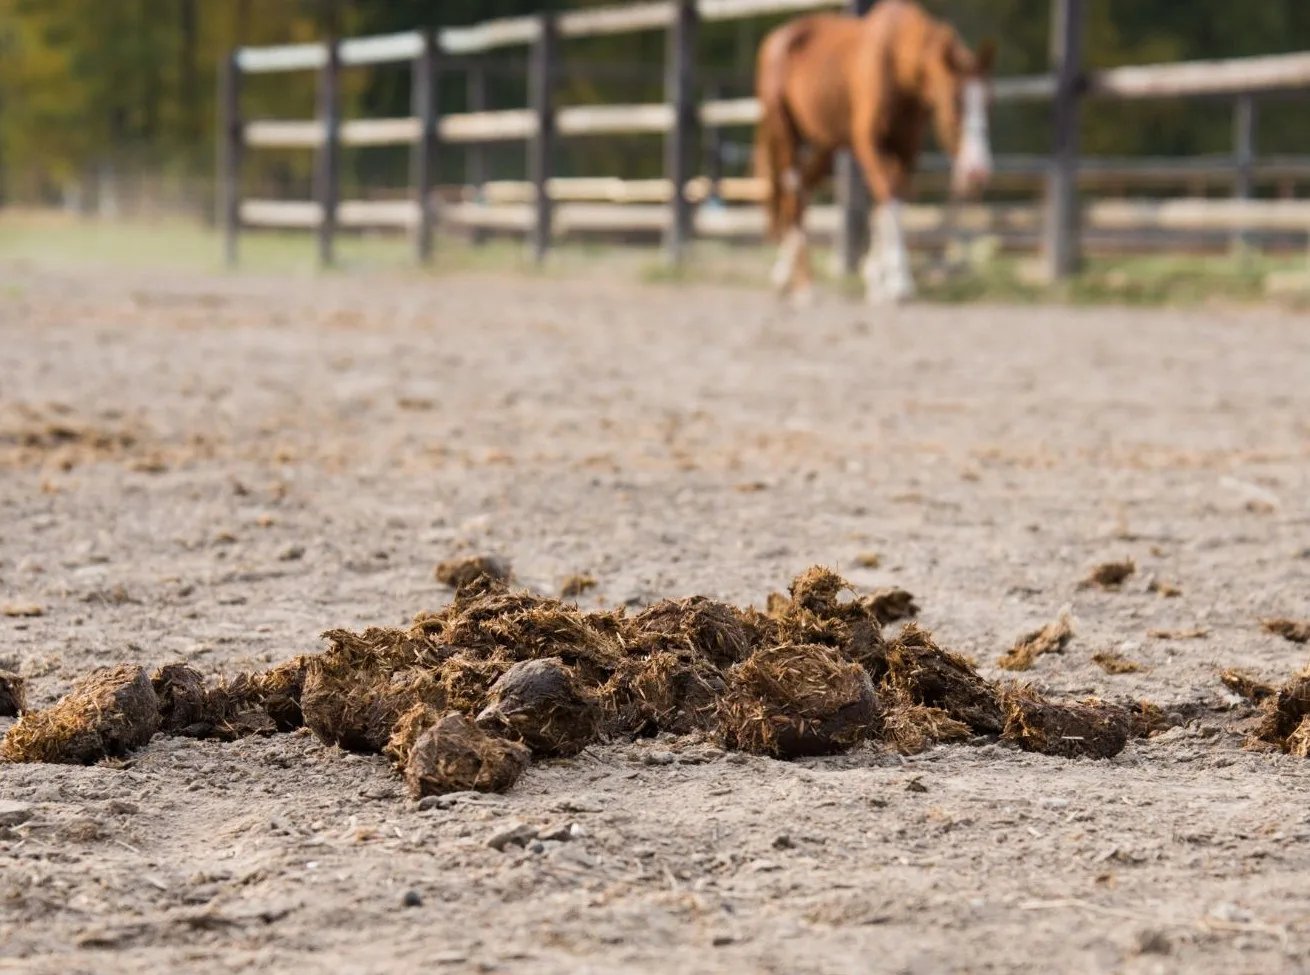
[2,567,1187,797]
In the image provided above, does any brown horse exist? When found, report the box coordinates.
[755,0,996,304]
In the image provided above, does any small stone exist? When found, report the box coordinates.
[1209,902,1253,924]
[401,890,422,908]
[527,841,545,854]
[1037,797,1069,810]
[905,777,928,793]
[486,822,538,852]
[278,545,306,562]
[748,859,781,873]
[772,834,795,850]
[642,750,676,766]
[416,795,443,812]
[105,799,139,816]
[712,933,737,947]
[538,823,576,842]
[0,801,33,828]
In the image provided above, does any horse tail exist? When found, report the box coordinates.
[754,21,809,242]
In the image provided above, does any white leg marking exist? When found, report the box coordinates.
[781,167,802,193]
[866,201,914,304]
[952,80,993,197]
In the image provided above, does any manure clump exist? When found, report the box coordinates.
[404,712,531,797]
[1,664,158,764]
[1000,688,1131,759]
[434,555,511,592]
[717,644,878,759]
[886,624,1005,734]
[1251,673,1310,752]
[475,658,601,757]
[0,670,27,718]
[1083,560,1136,590]
[601,651,722,737]
[630,596,752,669]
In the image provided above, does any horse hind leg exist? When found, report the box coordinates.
[768,164,805,296]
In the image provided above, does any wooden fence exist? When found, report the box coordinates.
[220,0,1310,277]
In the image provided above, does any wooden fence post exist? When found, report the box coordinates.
[665,0,698,266]
[1044,0,1085,280]
[836,0,875,276]
[703,81,724,201]
[412,30,438,264]
[529,15,557,264]
[317,38,341,268]
[220,51,242,268]
[1233,94,1257,252]
[467,61,489,245]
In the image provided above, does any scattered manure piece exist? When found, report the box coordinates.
[301,653,446,754]
[877,685,971,755]
[0,670,27,717]
[559,574,597,599]
[475,658,600,757]
[863,588,920,625]
[998,608,1074,671]
[1126,699,1175,739]
[1147,578,1182,598]
[1220,669,1276,703]
[1147,627,1208,641]
[854,552,881,569]
[886,624,1005,734]
[1,664,159,764]
[1262,619,1310,644]
[1000,688,1131,760]
[1082,560,1136,590]
[631,596,752,669]
[1092,651,1143,675]
[1253,674,1310,749]
[404,712,531,798]
[601,651,722,737]
[434,555,511,593]
[717,644,878,759]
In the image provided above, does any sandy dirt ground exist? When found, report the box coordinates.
[1,259,1309,974]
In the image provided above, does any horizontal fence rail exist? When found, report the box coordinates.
[220,0,1310,274]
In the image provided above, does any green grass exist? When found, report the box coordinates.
[2,209,1307,309]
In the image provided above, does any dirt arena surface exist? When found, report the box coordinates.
[2,260,1309,974]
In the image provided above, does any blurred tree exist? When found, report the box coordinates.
[0,0,1305,206]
